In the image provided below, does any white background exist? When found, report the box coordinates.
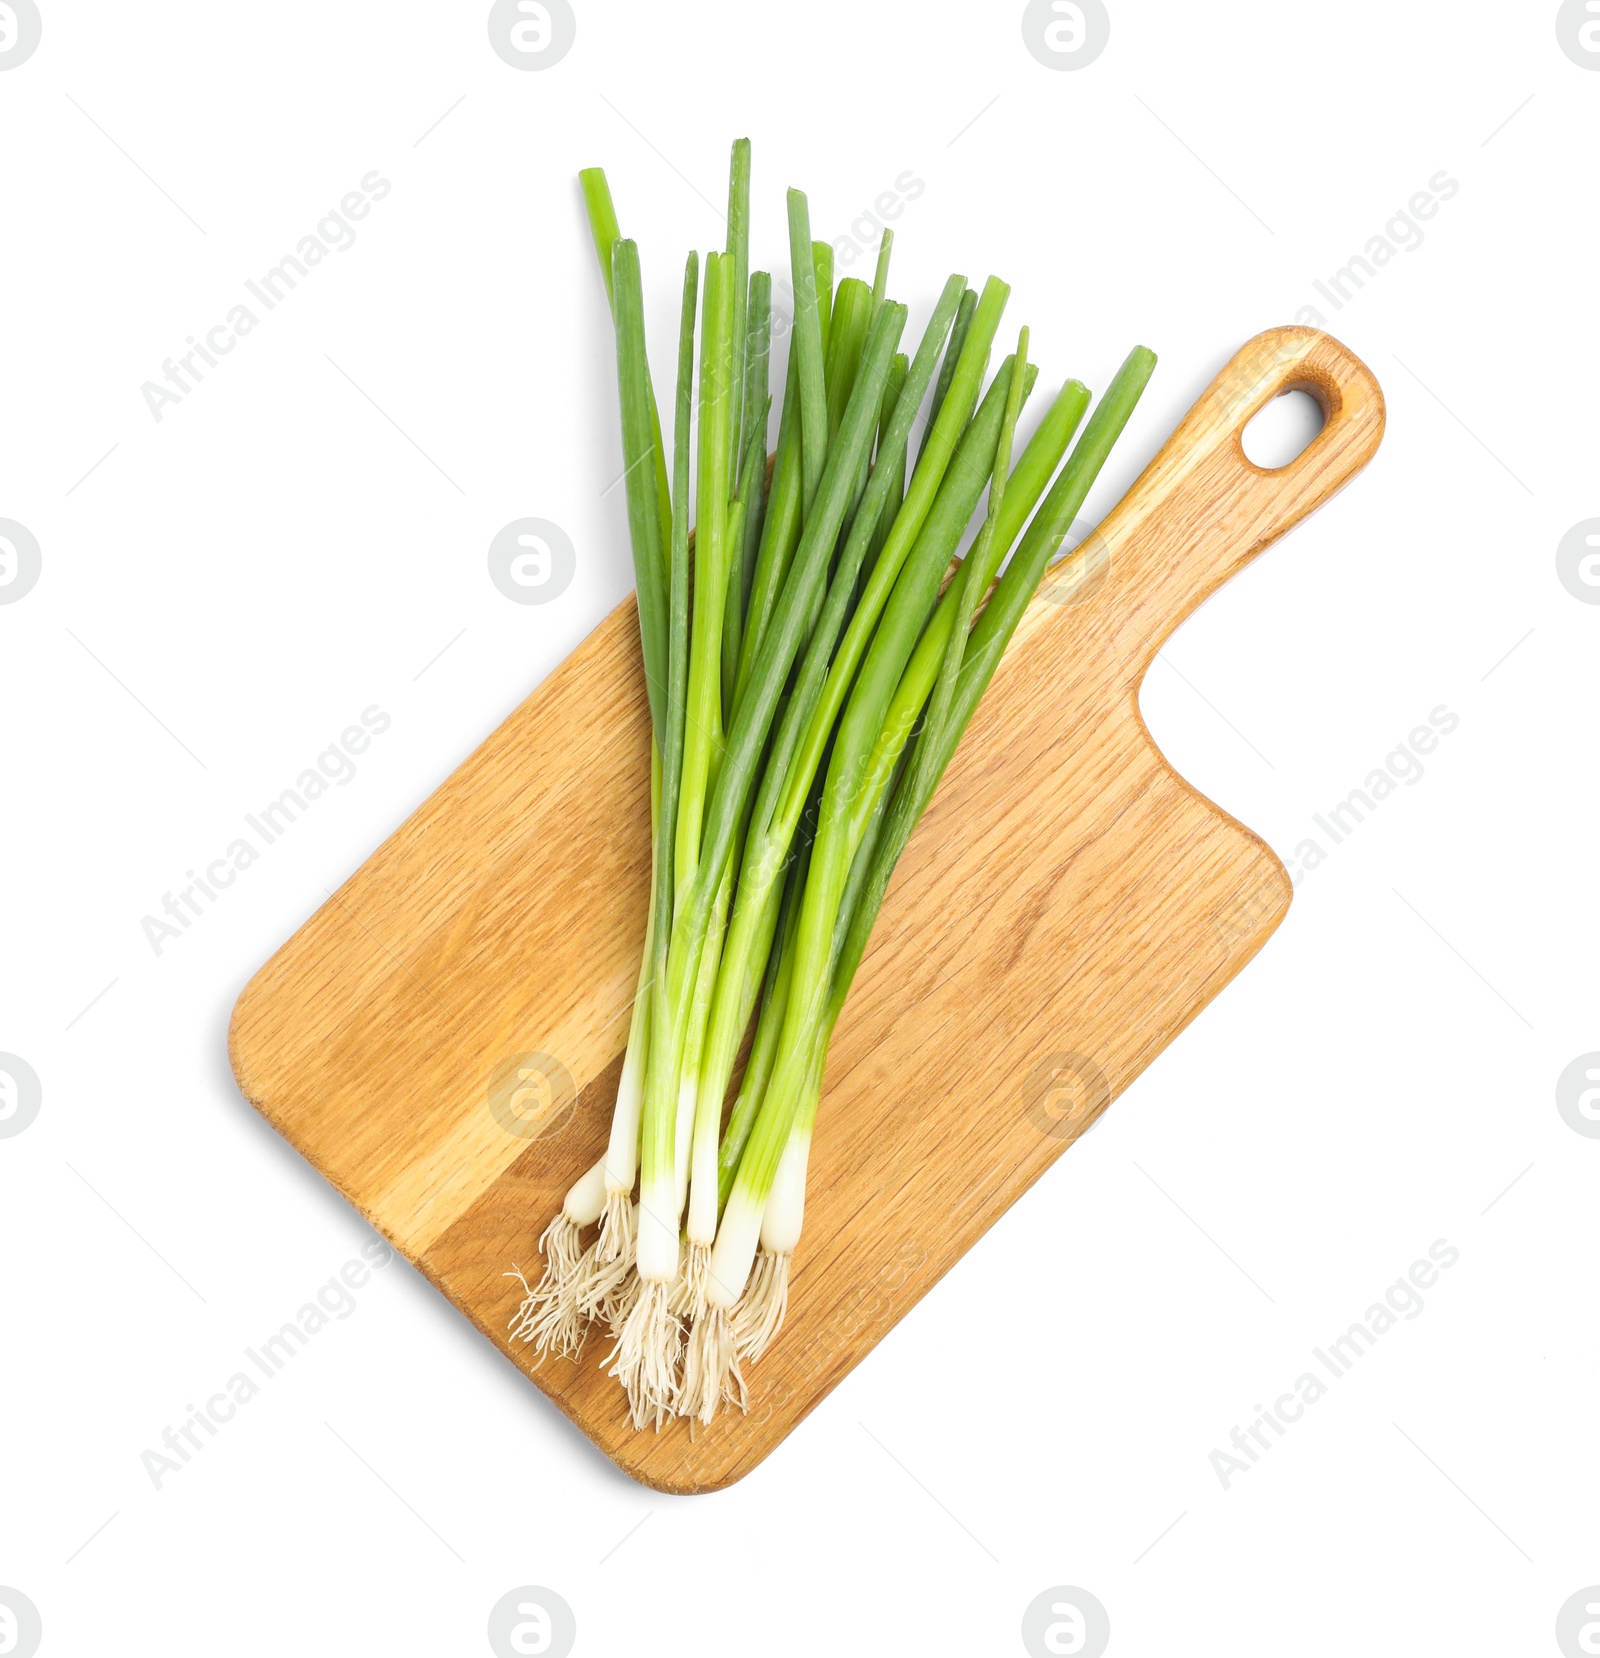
[1,1,1595,1654]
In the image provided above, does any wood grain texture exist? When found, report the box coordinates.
[230,327,1384,1493]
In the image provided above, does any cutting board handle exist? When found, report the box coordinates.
[1077,326,1386,683]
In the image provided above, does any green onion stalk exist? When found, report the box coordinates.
[572,250,708,1353]
[679,275,967,1256]
[610,201,912,1425]
[512,138,1162,1434]
[702,338,1040,1329]
[677,335,1042,1412]
[676,272,990,1299]
[715,361,1091,1229]
[623,291,909,1362]
[727,332,1036,1367]
[508,189,678,1352]
[708,347,1158,1385]
[675,283,992,1413]
[604,246,736,1423]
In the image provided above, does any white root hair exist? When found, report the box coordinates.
[504,1207,596,1360]
[505,1263,546,1345]
[678,1304,746,1425]
[670,1240,711,1319]
[605,1279,683,1431]
[578,1202,640,1337]
[731,1247,790,1363]
[594,1187,634,1265]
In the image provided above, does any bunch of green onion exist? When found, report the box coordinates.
[508,140,1156,1428]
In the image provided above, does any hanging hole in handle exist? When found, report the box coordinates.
[1241,388,1327,471]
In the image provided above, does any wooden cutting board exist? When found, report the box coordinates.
[229,326,1384,1493]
